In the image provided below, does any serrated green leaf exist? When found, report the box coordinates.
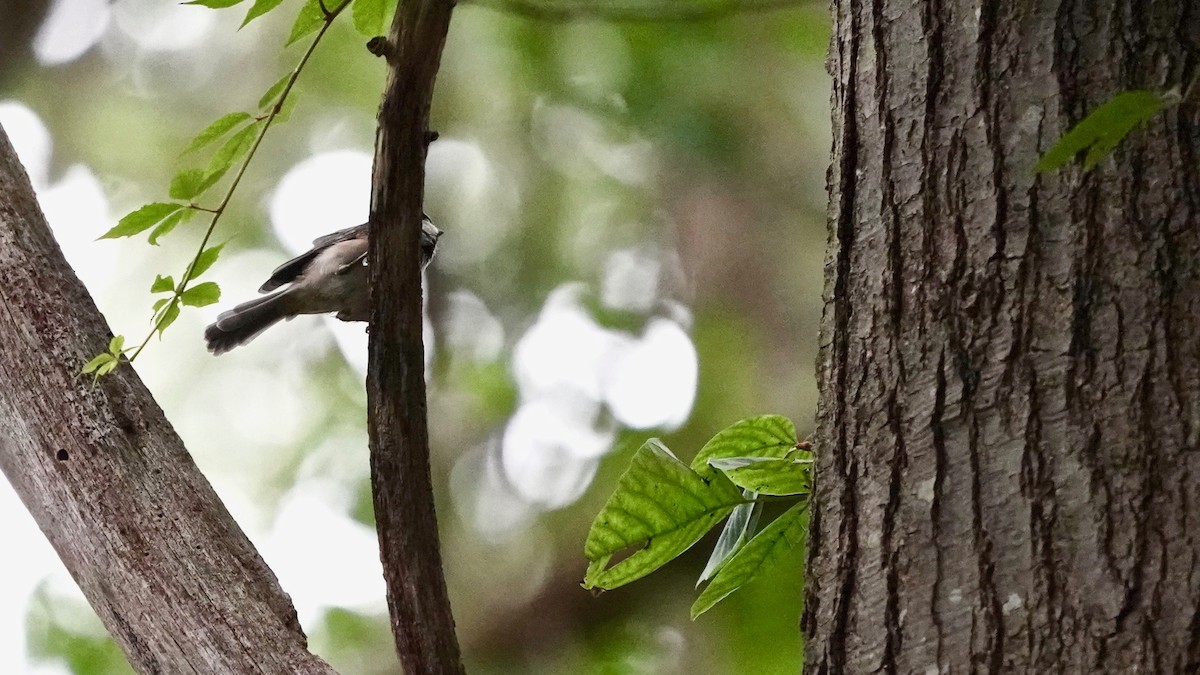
[242,0,286,26]
[716,458,812,496]
[691,415,798,477]
[691,501,809,619]
[181,282,221,307]
[168,168,207,201]
[107,335,125,355]
[156,301,181,337]
[1034,90,1168,173]
[150,275,175,294]
[188,243,226,279]
[99,203,184,240]
[81,353,114,375]
[286,0,325,46]
[582,439,744,591]
[181,112,252,156]
[352,0,386,36]
[147,209,193,246]
[202,122,260,189]
[184,0,247,8]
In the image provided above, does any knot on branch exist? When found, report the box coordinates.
[366,36,390,58]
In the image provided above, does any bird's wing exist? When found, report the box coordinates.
[258,223,368,293]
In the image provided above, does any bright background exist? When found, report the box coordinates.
[0,1,830,672]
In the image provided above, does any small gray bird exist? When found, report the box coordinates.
[204,216,442,354]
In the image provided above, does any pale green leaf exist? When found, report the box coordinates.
[691,502,809,619]
[286,0,325,46]
[202,122,260,189]
[1035,90,1168,173]
[717,458,812,496]
[156,301,181,337]
[188,243,226,279]
[150,275,175,294]
[99,203,183,239]
[258,73,291,110]
[80,353,113,375]
[168,168,208,200]
[181,282,221,307]
[181,112,252,155]
[691,415,798,477]
[147,209,193,246]
[352,0,386,36]
[107,335,125,355]
[152,298,170,313]
[582,439,744,591]
[242,0,286,26]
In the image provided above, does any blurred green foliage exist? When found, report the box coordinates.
[4,0,831,672]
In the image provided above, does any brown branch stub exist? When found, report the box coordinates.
[0,126,336,673]
[366,0,464,673]
[366,36,391,57]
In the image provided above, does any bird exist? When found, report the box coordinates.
[204,216,442,354]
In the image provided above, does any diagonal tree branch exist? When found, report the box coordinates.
[366,0,464,673]
[0,126,336,673]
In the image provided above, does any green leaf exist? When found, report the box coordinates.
[691,501,809,619]
[181,112,252,155]
[582,439,744,591]
[286,0,325,46]
[714,457,812,496]
[691,415,798,477]
[96,359,119,376]
[147,209,192,246]
[274,92,299,123]
[156,300,181,337]
[181,282,221,307]
[99,202,184,240]
[352,0,386,36]
[189,243,226,279]
[1034,90,1168,173]
[184,0,247,8]
[242,0,286,26]
[107,335,125,355]
[202,122,260,189]
[152,298,170,313]
[257,74,291,110]
[150,275,175,294]
[168,168,207,201]
[80,353,114,375]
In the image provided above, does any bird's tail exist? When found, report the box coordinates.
[204,290,295,354]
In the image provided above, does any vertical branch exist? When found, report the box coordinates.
[366,1,463,673]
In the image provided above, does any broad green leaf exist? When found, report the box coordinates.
[107,335,125,355]
[698,495,760,585]
[152,298,170,313]
[582,439,744,591]
[81,353,113,375]
[189,243,226,279]
[184,0,247,8]
[147,209,193,246]
[717,458,812,496]
[99,202,183,239]
[181,112,252,155]
[691,415,798,477]
[168,168,208,200]
[286,0,325,46]
[156,301,181,337]
[150,275,175,294]
[242,0,286,26]
[1034,90,1168,173]
[691,502,809,619]
[181,282,221,307]
[274,93,299,123]
[97,359,119,376]
[352,0,386,36]
[257,74,291,110]
[202,122,260,189]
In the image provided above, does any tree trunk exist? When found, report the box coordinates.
[804,1,1200,672]
[0,127,336,673]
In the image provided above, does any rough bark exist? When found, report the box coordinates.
[0,128,336,673]
[805,1,1200,672]
[366,1,464,672]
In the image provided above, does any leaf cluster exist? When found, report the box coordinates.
[582,415,812,619]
